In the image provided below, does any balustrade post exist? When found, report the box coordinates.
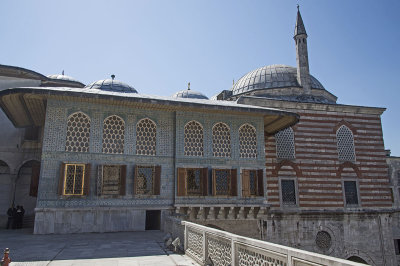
[231,237,236,266]
[202,230,207,263]
[184,223,188,253]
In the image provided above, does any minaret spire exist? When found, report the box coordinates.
[294,5,311,94]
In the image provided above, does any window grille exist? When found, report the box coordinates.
[239,124,257,158]
[336,125,356,162]
[281,179,296,205]
[63,164,85,195]
[66,112,90,152]
[275,127,295,159]
[102,115,125,154]
[101,165,121,195]
[214,169,230,196]
[316,231,332,251]
[136,166,154,195]
[187,169,202,196]
[184,121,204,156]
[249,170,257,196]
[136,118,156,156]
[212,122,231,157]
[344,181,359,205]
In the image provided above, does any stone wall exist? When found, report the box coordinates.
[262,212,396,266]
[35,98,265,233]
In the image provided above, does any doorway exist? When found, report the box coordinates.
[145,210,160,230]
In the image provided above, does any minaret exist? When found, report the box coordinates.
[294,5,310,94]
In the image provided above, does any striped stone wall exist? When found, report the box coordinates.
[265,109,391,210]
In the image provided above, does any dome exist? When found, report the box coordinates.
[172,89,209,100]
[85,79,138,93]
[232,64,325,96]
[47,74,81,83]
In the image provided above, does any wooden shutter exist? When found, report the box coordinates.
[153,165,161,195]
[230,168,237,196]
[58,163,66,195]
[201,168,208,196]
[120,165,127,196]
[83,164,91,196]
[257,169,264,197]
[133,165,138,195]
[29,161,40,197]
[242,169,250,197]
[177,168,186,196]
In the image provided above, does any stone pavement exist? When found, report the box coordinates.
[0,228,198,266]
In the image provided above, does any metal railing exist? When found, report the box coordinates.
[182,221,366,266]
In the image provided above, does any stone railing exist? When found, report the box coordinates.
[182,221,366,266]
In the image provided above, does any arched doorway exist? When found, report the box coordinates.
[0,160,12,227]
[347,256,368,264]
[14,160,40,227]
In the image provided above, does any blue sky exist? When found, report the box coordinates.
[1,0,399,155]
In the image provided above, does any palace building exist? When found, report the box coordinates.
[0,7,398,266]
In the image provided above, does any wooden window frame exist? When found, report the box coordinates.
[58,163,91,196]
[97,164,127,196]
[177,167,208,197]
[242,169,264,197]
[134,165,161,196]
[212,168,237,197]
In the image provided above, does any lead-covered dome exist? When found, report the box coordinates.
[47,74,81,83]
[172,89,208,100]
[85,79,138,93]
[232,64,325,96]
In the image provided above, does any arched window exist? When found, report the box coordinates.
[212,122,231,157]
[184,121,203,156]
[102,115,125,154]
[336,125,355,162]
[66,112,90,152]
[136,118,157,156]
[275,127,295,159]
[239,124,257,158]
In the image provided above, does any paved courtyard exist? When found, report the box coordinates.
[0,228,198,266]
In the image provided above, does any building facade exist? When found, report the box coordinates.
[0,7,398,266]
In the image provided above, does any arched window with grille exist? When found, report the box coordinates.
[239,123,257,158]
[136,118,157,156]
[275,127,295,159]
[66,112,90,152]
[102,115,125,154]
[184,121,203,156]
[212,122,231,157]
[336,125,356,162]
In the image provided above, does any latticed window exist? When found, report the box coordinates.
[136,118,156,156]
[177,168,207,196]
[187,169,202,196]
[212,122,231,157]
[97,165,126,196]
[281,179,296,205]
[214,169,231,196]
[239,124,257,158]
[184,121,203,156]
[336,125,356,162]
[103,115,125,154]
[66,112,90,152]
[63,164,85,195]
[135,165,161,195]
[275,127,295,159]
[344,181,359,205]
[242,169,264,197]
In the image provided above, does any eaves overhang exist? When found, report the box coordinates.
[0,87,299,135]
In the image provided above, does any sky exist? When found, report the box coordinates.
[1,0,399,155]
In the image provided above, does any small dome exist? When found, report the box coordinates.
[232,64,325,96]
[85,79,138,93]
[172,89,208,100]
[47,74,81,83]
